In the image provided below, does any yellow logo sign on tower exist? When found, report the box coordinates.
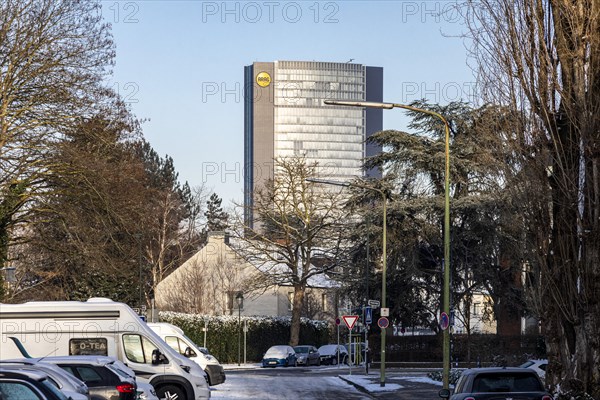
[256,72,271,87]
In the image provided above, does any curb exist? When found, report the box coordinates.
[338,375,376,399]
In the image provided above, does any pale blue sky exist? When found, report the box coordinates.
[101,1,475,207]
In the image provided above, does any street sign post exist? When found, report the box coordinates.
[342,315,359,376]
[365,307,372,325]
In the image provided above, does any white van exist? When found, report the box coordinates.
[147,322,225,386]
[0,298,210,399]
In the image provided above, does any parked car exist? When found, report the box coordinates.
[293,346,320,366]
[520,359,548,379]
[261,345,297,368]
[0,368,69,400]
[103,360,158,400]
[34,356,137,400]
[147,322,226,386]
[318,344,348,365]
[438,367,553,400]
[0,360,89,400]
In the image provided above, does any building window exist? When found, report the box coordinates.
[288,291,294,311]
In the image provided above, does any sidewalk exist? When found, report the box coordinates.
[338,368,444,399]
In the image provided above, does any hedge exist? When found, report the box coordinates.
[159,311,331,363]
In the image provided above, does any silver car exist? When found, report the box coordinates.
[293,346,320,366]
[0,360,89,400]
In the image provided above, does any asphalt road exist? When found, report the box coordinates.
[211,366,443,399]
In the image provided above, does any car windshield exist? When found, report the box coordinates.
[106,364,133,381]
[519,361,534,368]
[41,378,69,400]
[473,373,543,392]
[294,347,309,354]
[264,346,289,358]
[318,345,339,355]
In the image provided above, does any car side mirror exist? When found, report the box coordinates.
[438,388,451,399]
[184,346,196,358]
[152,349,168,365]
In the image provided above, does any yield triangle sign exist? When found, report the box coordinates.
[342,315,359,330]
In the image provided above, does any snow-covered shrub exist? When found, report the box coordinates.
[159,311,330,363]
[426,369,464,385]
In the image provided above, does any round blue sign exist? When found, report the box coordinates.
[440,312,450,330]
[377,317,389,329]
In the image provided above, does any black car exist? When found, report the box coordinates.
[38,357,137,400]
[439,367,553,400]
[317,344,348,365]
[0,368,69,400]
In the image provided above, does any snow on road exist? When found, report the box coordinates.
[339,374,403,392]
[211,372,364,399]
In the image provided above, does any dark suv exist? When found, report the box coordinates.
[31,356,137,400]
[439,367,552,400]
[0,368,68,400]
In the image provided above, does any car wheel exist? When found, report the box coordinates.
[332,357,338,365]
[157,384,186,400]
[317,358,321,366]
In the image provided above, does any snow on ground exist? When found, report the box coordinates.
[210,371,362,399]
[402,376,444,386]
[339,374,403,392]
[222,363,262,370]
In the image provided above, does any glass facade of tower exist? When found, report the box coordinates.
[273,61,366,179]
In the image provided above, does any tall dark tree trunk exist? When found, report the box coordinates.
[290,284,306,346]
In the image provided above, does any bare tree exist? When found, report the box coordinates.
[464,0,600,394]
[0,0,116,281]
[233,157,349,346]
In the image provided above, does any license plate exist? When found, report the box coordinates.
[269,361,276,364]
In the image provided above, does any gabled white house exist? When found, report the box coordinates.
[155,232,338,320]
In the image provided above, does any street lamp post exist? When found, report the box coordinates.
[306,177,387,386]
[323,99,452,390]
[235,292,244,366]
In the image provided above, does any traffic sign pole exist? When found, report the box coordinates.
[337,319,340,368]
[348,325,352,376]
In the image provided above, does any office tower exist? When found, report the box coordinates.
[244,61,383,226]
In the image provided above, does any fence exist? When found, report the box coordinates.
[368,333,546,366]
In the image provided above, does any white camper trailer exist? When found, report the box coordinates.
[0,298,210,400]
[147,322,225,386]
